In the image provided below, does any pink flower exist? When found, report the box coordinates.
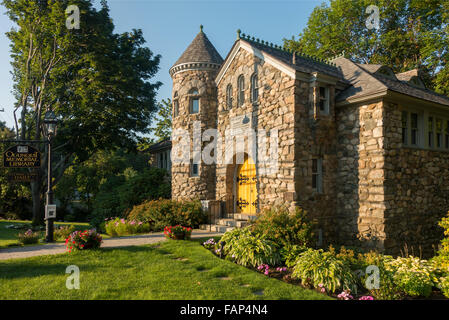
[359,296,374,300]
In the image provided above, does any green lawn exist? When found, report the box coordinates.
[0,239,331,300]
[0,220,91,249]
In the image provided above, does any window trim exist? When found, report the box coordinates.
[189,88,200,114]
[238,75,245,107]
[312,158,323,194]
[250,73,259,104]
[226,84,233,110]
[318,86,330,115]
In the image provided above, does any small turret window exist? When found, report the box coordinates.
[173,92,179,117]
[189,88,200,114]
[226,84,233,110]
[250,73,259,103]
[238,75,245,107]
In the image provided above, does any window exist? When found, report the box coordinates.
[402,111,408,145]
[437,119,443,148]
[173,92,179,117]
[191,163,199,177]
[226,84,233,110]
[411,113,419,146]
[319,87,330,114]
[428,116,434,148]
[189,88,199,114]
[446,120,449,149]
[238,75,245,107]
[250,73,259,103]
[312,158,323,194]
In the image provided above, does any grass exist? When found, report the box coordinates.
[0,220,91,249]
[0,239,331,300]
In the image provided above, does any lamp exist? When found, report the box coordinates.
[43,110,58,137]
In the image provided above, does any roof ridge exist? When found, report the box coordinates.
[237,30,338,68]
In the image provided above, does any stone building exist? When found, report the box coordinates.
[168,26,449,256]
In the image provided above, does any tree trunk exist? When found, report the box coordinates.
[31,177,43,226]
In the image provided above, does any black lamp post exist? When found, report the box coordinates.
[43,109,58,243]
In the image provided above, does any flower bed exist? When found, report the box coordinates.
[104,217,150,237]
[164,225,192,240]
[66,230,102,252]
[17,229,40,245]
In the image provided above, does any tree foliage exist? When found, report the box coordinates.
[2,0,162,223]
[284,0,448,94]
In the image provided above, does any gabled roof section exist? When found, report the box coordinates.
[172,27,223,68]
[334,57,449,107]
[396,69,426,89]
[217,31,347,85]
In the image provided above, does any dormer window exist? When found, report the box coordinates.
[319,87,330,114]
[173,91,179,117]
[226,84,233,110]
[238,75,245,107]
[250,73,259,103]
[189,88,199,114]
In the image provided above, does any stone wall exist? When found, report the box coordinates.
[383,102,449,257]
[171,69,219,201]
[336,101,387,251]
[215,48,297,213]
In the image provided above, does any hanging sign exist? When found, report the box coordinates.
[7,172,38,183]
[3,145,41,168]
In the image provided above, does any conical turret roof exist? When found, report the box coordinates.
[172,27,223,68]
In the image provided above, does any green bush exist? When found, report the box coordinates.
[291,248,358,294]
[438,275,449,298]
[127,199,206,231]
[250,206,314,249]
[220,227,282,268]
[90,168,171,229]
[54,225,77,241]
[385,256,437,298]
[283,245,308,268]
[105,218,151,237]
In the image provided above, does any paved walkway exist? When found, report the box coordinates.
[0,230,223,261]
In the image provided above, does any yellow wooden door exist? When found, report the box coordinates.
[237,156,258,214]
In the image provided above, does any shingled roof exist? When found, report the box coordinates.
[333,57,449,107]
[172,27,223,68]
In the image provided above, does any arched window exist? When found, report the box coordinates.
[226,84,233,110]
[238,75,245,107]
[250,73,259,103]
[189,88,199,114]
[173,91,179,117]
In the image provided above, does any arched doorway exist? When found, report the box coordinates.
[236,155,258,214]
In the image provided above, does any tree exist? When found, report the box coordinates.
[3,0,161,224]
[284,0,448,94]
[153,98,172,142]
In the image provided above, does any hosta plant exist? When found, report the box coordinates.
[66,230,103,252]
[220,227,281,268]
[291,248,358,294]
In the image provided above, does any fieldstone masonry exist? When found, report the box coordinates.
[169,28,449,256]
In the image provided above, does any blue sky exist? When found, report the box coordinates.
[0,0,325,129]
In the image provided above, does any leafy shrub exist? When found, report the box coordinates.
[291,248,358,294]
[385,256,437,298]
[90,168,171,229]
[17,229,40,245]
[127,199,206,231]
[164,225,192,240]
[438,275,449,298]
[283,244,308,268]
[105,218,151,237]
[54,225,76,241]
[438,212,449,257]
[66,230,103,252]
[250,206,314,249]
[357,252,402,300]
[220,227,282,268]
[202,238,217,250]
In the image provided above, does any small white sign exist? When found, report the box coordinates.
[17,146,29,153]
[45,205,57,220]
